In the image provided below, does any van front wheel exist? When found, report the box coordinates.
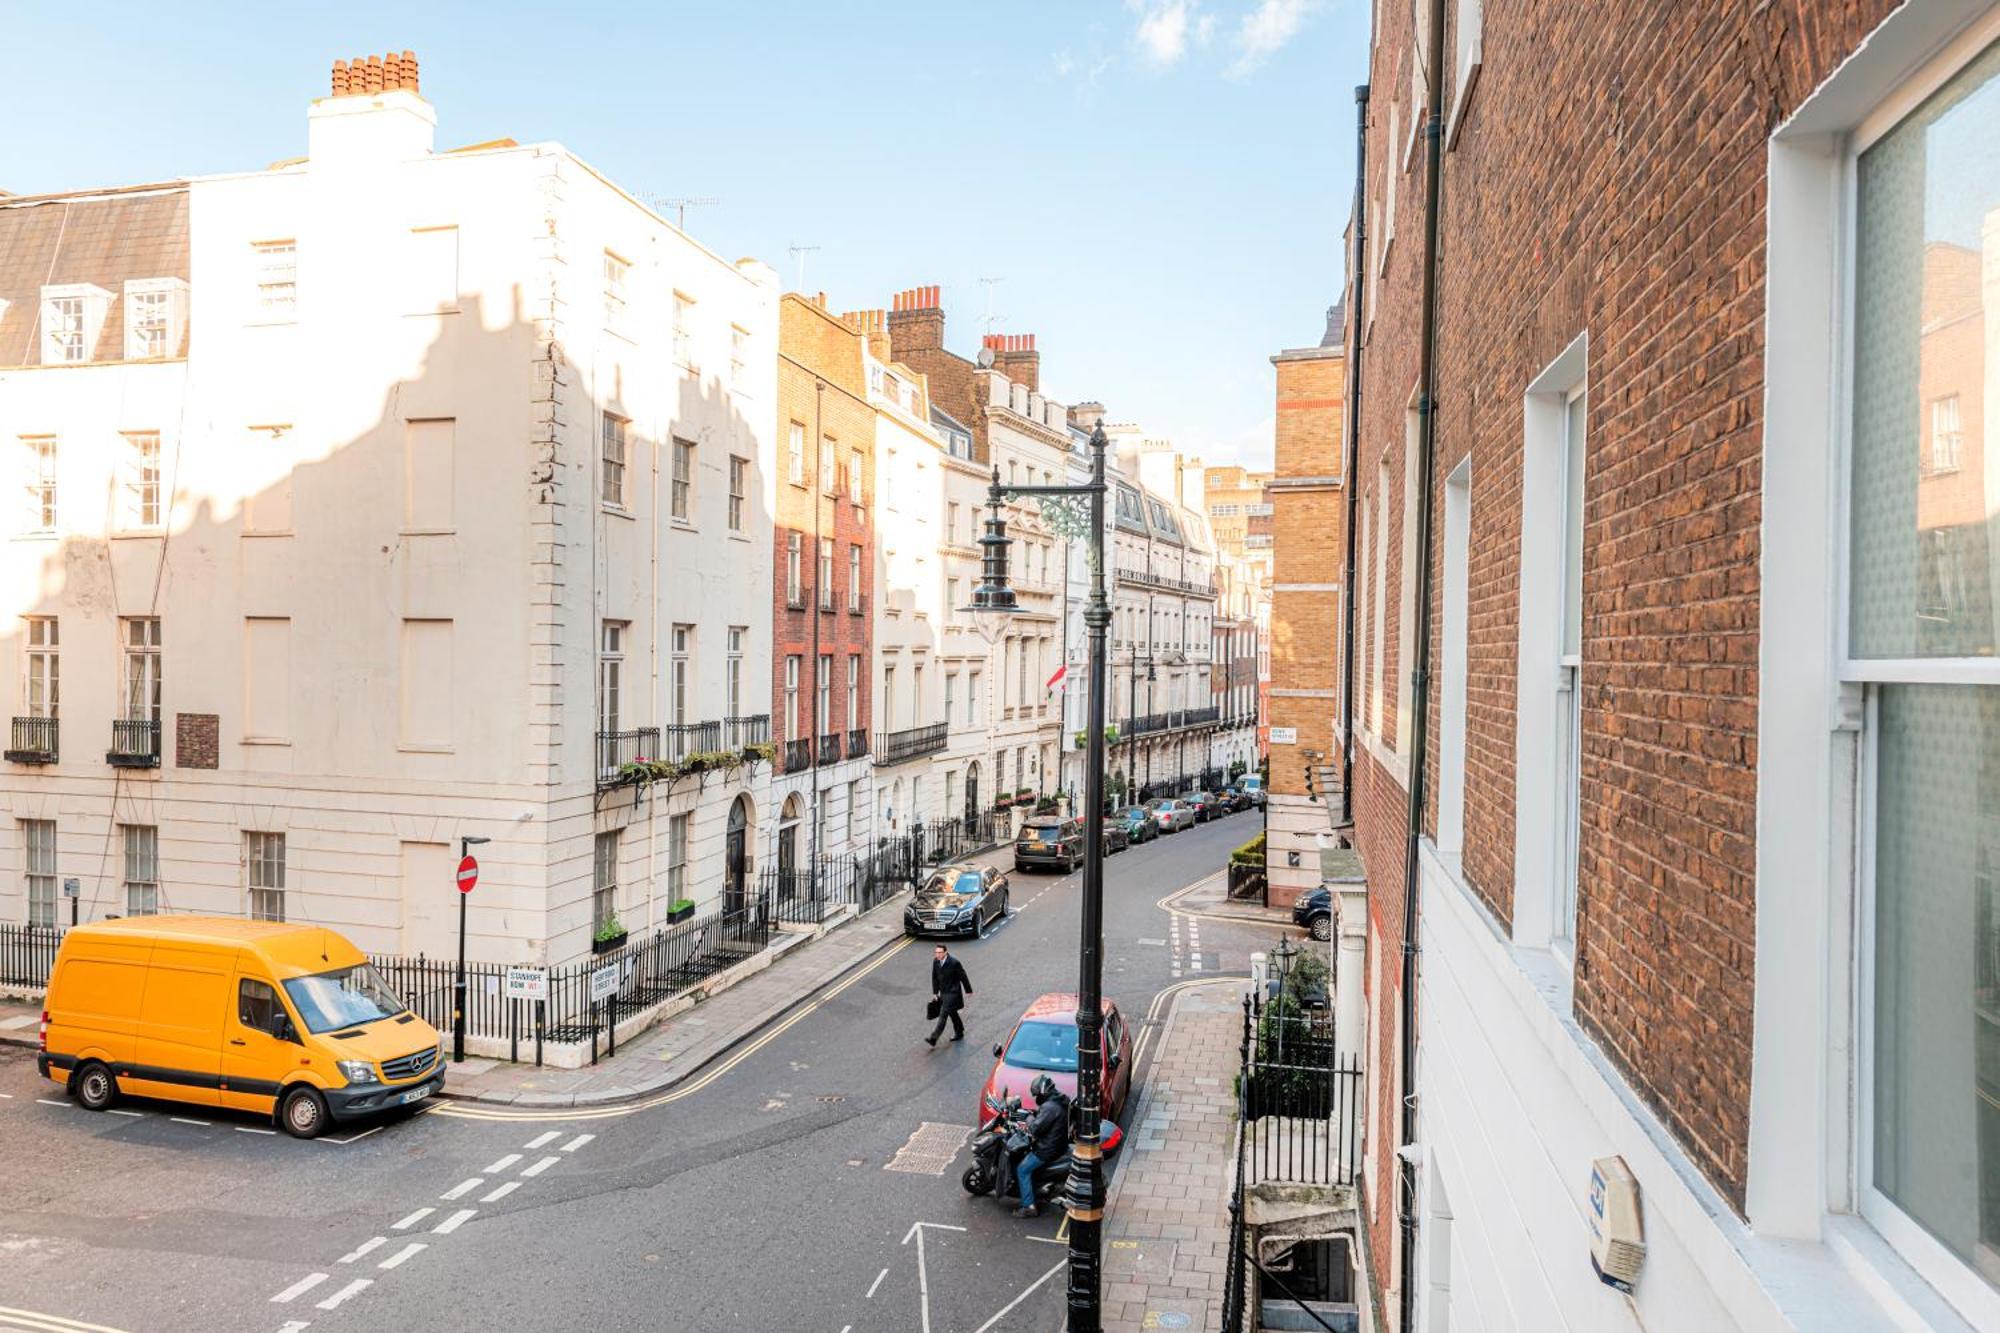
[72,1060,118,1111]
[279,1086,329,1139]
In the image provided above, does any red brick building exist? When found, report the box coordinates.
[1334,3,2000,1330]
[772,294,875,873]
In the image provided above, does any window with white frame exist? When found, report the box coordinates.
[673,291,695,369]
[592,830,618,934]
[602,251,629,332]
[847,655,860,730]
[246,831,285,922]
[672,438,695,521]
[968,671,981,726]
[727,626,745,718]
[728,455,747,531]
[786,532,803,604]
[1552,385,1587,962]
[24,616,57,719]
[882,665,897,734]
[23,436,55,532]
[124,279,186,360]
[1845,33,2000,1316]
[820,436,837,494]
[602,414,628,507]
[23,819,56,928]
[944,673,957,727]
[122,617,161,724]
[848,544,862,611]
[788,422,805,485]
[123,432,161,528]
[783,656,800,743]
[818,655,832,735]
[599,621,625,737]
[668,812,690,902]
[41,286,104,364]
[122,824,158,916]
[672,625,692,734]
[819,538,834,610]
[253,241,296,320]
[848,448,863,505]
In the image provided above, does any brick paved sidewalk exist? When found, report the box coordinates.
[1101,979,1244,1331]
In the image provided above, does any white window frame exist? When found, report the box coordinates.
[786,532,803,605]
[848,544,862,611]
[246,831,285,922]
[728,454,748,532]
[122,431,163,530]
[40,284,108,364]
[668,812,690,902]
[818,654,832,736]
[24,615,58,719]
[593,830,619,934]
[23,819,56,928]
[603,251,630,333]
[251,241,296,322]
[121,616,162,724]
[671,438,695,523]
[22,435,56,533]
[601,413,629,509]
[788,422,806,486]
[672,625,692,733]
[819,537,834,611]
[727,626,745,719]
[783,656,800,744]
[122,824,158,916]
[123,278,187,361]
[848,655,861,733]
[599,621,625,737]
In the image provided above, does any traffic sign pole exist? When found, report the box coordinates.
[454,836,489,1063]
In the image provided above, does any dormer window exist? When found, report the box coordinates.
[124,278,188,360]
[41,284,110,365]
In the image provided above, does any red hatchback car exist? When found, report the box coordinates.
[980,992,1135,1126]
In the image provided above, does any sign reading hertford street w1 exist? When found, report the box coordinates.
[589,964,620,1003]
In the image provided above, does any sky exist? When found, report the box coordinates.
[0,0,1368,471]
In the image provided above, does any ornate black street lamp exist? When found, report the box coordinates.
[964,422,1111,1331]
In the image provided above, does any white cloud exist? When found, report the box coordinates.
[1127,0,1216,68]
[1053,50,1077,78]
[1229,0,1327,75]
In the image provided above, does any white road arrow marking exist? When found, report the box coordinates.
[900,1223,968,1333]
[972,1258,1067,1333]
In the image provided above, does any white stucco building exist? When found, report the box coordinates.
[0,58,777,965]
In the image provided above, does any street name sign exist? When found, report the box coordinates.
[505,966,548,1002]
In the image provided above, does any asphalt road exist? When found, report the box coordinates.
[0,811,1300,1333]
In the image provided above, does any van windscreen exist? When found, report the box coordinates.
[282,964,408,1033]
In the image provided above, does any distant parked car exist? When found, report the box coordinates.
[1186,791,1220,823]
[1218,786,1252,813]
[1119,805,1160,843]
[1239,774,1265,807]
[1100,819,1131,854]
[1149,798,1194,833]
[1015,817,1085,873]
[1292,886,1332,941]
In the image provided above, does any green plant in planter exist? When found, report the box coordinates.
[666,898,696,923]
[1229,831,1267,865]
[593,916,626,944]
[742,742,777,766]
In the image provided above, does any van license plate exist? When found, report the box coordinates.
[398,1087,432,1106]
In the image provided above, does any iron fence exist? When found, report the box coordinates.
[0,924,62,988]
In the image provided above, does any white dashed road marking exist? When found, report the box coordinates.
[560,1133,594,1152]
[432,1208,477,1235]
[440,1178,483,1201]
[237,1125,278,1135]
[275,1321,311,1332]
[866,1266,888,1299]
[35,1098,68,1107]
[108,1108,142,1117]
[337,1237,387,1265]
[377,1242,425,1271]
[520,1155,561,1177]
[270,1273,329,1304]
[170,1117,211,1127]
[525,1131,560,1149]
[392,1208,433,1231]
[481,1181,520,1203]
[314,1279,371,1311]
[482,1153,521,1174]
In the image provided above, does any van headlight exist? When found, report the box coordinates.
[337,1059,380,1086]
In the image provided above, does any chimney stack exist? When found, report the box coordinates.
[886,284,944,355]
[842,308,893,362]
[330,50,421,98]
[982,331,1040,393]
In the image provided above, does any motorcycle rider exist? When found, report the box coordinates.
[1012,1074,1072,1219]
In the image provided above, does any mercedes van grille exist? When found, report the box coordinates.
[382,1047,437,1081]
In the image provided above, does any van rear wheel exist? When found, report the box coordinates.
[72,1060,118,1111]
[279,1086,329,1139]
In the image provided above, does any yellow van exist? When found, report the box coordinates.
[38,916,444,1138]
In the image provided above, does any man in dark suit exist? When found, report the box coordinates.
[926,944,973,1046]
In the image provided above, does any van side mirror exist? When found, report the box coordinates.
[277,1015,300,1044]
[993,1043,1005,1058]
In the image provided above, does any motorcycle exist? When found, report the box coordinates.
[961,1097,1125,1207]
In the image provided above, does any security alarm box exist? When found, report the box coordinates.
[1588,1155,1646,1293]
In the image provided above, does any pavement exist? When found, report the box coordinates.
[1160,861,1296,926]
[0,810,1308,1333]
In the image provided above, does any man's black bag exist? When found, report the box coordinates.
[926,997,941,1020]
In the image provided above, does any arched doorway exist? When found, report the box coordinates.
[779,793,802,882]
[725,794,752,918]
[964,760,982,829]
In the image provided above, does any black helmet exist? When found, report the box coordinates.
[1030,1074,1058,1103]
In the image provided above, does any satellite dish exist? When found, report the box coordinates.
[976,345,996,369]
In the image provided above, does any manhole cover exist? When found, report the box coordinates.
[884,1121,970,1175]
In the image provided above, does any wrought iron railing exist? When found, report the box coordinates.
[725,714,771,748]
[818,732,842,764]
[874,721,949,765]
[663,720,722,761]
[596,726,661,780]
[6,716,58,764]
[847,728,869,759]
[0,924,63,987]
[783,737,814,771]
[107,718,161,768]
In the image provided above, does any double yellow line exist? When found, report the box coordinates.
[431,935,915,1122]
[0,1307,129,1333]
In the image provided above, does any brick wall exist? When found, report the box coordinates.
[1269,346,1345,803]
[1344,0,1904,1276]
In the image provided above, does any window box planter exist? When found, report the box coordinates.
[666,899,696,924]
[591,928,628,955]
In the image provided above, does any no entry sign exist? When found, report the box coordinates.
[456,855,480,894]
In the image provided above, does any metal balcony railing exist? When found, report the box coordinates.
[818,732,842,764]
[725,714,771,748]
[874,721,949,766]
[847,728,869,759]
[107,718,161,768]
[662,720,723,761]
[783,737,814,772]
[6,716,57,765]
[597,726,662,780]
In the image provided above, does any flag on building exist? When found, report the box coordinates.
[1045,663,1067,698]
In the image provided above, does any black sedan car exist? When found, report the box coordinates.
[1292,886,1332,941]
[905,864,1010,937]
[1118,806,1161,843]
[1100,818,1131,854]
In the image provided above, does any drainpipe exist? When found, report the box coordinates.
[1339,82,1370,827]
[1398,0,1447,1329]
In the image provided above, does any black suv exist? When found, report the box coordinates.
[1015,817,1084,873]
[1292,886,1332,941]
